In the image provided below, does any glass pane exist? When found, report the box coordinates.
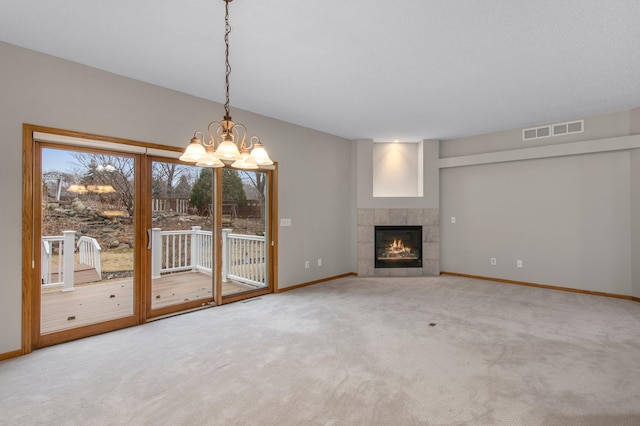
[221,169,268,297]
[150,161,214,309]
[40,148,135,333]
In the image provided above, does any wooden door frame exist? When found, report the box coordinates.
[21,124,279,354]
[21,124,174,351]
[22,125,154,349]
[36,141,144,347]
[217,166,278,304]
[144,155,217,319]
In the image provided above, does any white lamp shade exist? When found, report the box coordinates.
[249,145,273,166]
[215,140,242,160]
[231,158,258,169]
[196,152,224,168]
[179,140,208,162]
[231,152,258,169]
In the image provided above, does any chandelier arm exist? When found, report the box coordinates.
[207,121,224,148]
[232,123,249,150]
[249,136,260,149]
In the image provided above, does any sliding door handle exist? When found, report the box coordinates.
[147,229,152,249]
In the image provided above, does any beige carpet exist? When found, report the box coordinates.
[1,275,640,425]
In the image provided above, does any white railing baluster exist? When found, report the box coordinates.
[41,240,52,286]
[56,240,63,285]
[222,228,231,281]
[77,236,102,279]
[238,240,241,278]
[172,235,176,269]
[237,239,242,278]
[191,226,201,272]
[166,234,170,269]
[178,234,183,270]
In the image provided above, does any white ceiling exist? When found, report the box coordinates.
[1,0,639,141]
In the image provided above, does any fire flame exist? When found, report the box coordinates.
[390,239,405,250]
[380,237,416,260]
[386,239,411,255]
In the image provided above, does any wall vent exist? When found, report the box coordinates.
[523,119,583,141]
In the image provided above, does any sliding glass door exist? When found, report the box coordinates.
[25,125,277,350]
[219,169,271,301]
[35,143,140,347]
[146,158,216,318]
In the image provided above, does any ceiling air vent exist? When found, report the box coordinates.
[522,125,551,141]
[523,119,584,141]
[553,120,583,136]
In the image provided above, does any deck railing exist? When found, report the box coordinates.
[78,236,102,279]
[222,229,266,286]
[151,227,266,287]
[151,226,212,277]
[41,231,101,291]
[42,227,265,291]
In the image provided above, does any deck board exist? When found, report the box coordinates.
[48,263,101,285]
[41,272,262,334]
[41,279,134,334]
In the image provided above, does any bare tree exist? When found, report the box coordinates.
[73,153,135,215]
[152,162,191,199]
[239,171,266,202]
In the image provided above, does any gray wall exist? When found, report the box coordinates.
[0,41,352,354]
[631,149,640,298]
[632,108,640,297]
[632,107,640,135]
[440,112,640,296]
[441,152,632,294]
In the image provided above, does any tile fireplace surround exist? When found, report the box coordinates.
[357,208,440,277]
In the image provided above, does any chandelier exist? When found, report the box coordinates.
[180,0,273,170]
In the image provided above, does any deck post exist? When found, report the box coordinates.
[191,226,201,272]
[222,228,232,282]
[62,230,75,292]
[151,228,162,279]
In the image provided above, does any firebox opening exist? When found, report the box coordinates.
[375,226,422,268]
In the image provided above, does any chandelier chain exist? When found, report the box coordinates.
[224,0,231,118]
[180,0,272,168]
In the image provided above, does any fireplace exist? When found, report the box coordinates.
[375,226,422,268]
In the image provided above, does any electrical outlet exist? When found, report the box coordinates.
[318,258,322,266]
[517,260,523,268]
[490,257,497,266]
[305,260,310,269]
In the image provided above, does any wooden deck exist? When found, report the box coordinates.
[152,271,260,309]
[41,279,134,334]
[41,272,262,334]
[49,263,101,285]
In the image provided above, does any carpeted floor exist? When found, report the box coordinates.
[1,275,640,425]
